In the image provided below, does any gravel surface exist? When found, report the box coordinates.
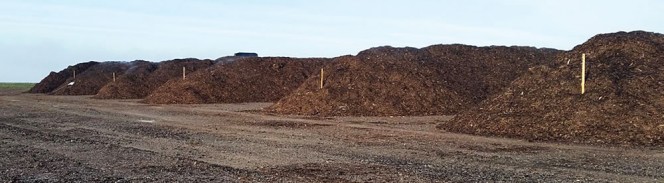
[1,91,663,182]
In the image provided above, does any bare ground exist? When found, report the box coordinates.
[1,90,663,182]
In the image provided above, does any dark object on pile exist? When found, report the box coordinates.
[235,52,259,57]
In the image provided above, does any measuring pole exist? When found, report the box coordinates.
[73,70,76,79]
[182,67,186,80]
[581,53,586,95]
[320,68,324,89]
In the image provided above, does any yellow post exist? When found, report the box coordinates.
[182,67,186,80]
[581,53,586,95]
[320,68,324,89]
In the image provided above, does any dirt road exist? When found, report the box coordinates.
[1,90,663,182]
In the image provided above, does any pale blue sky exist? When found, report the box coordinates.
[1,0,662,82]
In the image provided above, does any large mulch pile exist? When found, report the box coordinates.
[143,57,328,104]
[438,31,664,146]
[267,45,560,116]
[49,61,132,95]
[28,61,99,93]
[94,58,214,99]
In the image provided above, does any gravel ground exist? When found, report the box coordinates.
[1,91,663,182]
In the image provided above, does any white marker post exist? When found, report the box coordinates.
[581,53,586,95]
[182,67,186,80]
[113,72,116,82]
[320,68,324,89]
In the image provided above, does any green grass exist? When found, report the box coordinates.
[0,83,35,89]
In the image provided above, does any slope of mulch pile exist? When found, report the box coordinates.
[28,61,99,93]
[93,61,158,99]
[144,57,328,104]
[422,45,561,103]
[94,58,214,99]
[439,31,664,146]
[267,45,560,116]
[49,61,132,95]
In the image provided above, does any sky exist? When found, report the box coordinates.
[1,0,662,82]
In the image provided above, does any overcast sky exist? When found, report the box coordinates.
[1,0,662,82]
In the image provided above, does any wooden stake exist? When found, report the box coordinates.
[581,53,586,95]
[73,70,76,79]
[182,67,186,80]
[320,68,324,89]
[113,72,116,82]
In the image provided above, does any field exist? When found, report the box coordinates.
[0,83,34,95]
[2,88,663,182]
[0,82,34,89]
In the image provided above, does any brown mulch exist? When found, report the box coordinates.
[143,57,328,104]
[439,31,664,146]
[28,61,99,93]
[49,62,132,95]
[93,61,158,99]
[267,45,559,116]
[94,58,214,99]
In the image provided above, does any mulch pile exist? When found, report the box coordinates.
[143,57,328,104]
[267,45,559,116]
[93,61,158,99]
[94,58,214,99]
[28,61,99,93]
[49,62,132,95]
[439,31,664,146]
